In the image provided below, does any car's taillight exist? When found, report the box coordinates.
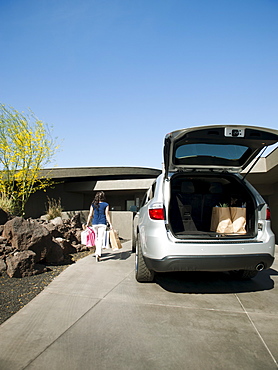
[149,204,165,220]
[266,207,271,220]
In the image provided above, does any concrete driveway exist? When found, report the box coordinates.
[0,241,277,370]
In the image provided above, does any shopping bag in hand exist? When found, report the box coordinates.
[109,229,122,250]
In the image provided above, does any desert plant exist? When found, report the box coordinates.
[46,197,63,220]
[0,104,58,215]
[0,192,14,214]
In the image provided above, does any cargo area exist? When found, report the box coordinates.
[168,173,256,238]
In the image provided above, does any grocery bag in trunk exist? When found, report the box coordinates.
[210,207,234,233]
[230,207,246,234]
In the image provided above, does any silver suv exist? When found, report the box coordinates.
[134,125,278,282]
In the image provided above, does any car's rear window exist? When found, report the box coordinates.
[175,143,251,166]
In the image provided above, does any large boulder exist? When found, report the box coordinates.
[2,217,64,264]
[70,213,82,229]
[6,250,46,278]
[1,214,88,278]
[0,259,6,275]
[0,244,14,257]
[74,229,82,244]
[46,239,65,265]
[50,217,63,226]
[63,230,79,244]
[43,222,64,238]
[55,238,77,255]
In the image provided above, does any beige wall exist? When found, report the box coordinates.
[243,148,278,242]
[60,210,134,241]
[110,211,135,240]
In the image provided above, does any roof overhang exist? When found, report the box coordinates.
[39,166,162,180]
[64,178,155,192]
[242,147,278,184]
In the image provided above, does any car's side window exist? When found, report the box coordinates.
[147,181,157,202]
[140,181,157,207]
[140,192,148,208]
[149,181,156,200]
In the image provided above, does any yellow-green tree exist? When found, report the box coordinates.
[0,104,58,216]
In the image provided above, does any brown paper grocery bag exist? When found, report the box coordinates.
[109,230,117,249]
[210,207,233,233]
[230,207,246,234]
[114,230,122,250]
[109,230,122,250]
[210,207,219,231]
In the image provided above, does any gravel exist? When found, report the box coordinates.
[0,250,94,325]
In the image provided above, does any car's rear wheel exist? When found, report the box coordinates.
[229,269,258,280]
[135,235,154,282]
[131,230,136,253]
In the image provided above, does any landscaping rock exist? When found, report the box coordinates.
[6,250,46,278]
[63,230,79,244]
[71,243,87,252]
[50,217,63,226]
[74,229,82,244]
[43,222,63,238]
[70,213,82,228]
[55,238,76,255]
[1,214,86,277]
[45,240,64,265]
[3,217,53,263]
[0,259,6,274]
[0,244,14,257]
[0,236,7,243]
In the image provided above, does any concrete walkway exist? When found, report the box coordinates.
[0,241,278,370]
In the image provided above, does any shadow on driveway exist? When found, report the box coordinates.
[155,268,277,294]
[99,250,132,262]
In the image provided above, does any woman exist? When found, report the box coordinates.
[86,191,112,262]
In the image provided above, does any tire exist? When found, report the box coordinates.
[135,235,154,282]
[229,269,258,280]
[131,230,136,253]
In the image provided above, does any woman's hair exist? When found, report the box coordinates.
[93,191,106,208]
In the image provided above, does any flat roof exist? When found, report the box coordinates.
[39,166,162,180]
[38,152,278,186]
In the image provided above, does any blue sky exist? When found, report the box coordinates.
[1,0,278,169]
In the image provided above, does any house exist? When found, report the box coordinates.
[25,147,278,241]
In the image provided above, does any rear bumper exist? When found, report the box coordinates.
[144,254,274,273]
